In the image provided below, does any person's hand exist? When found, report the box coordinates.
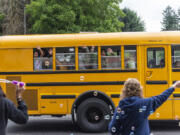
[172,81,180,88]
[16,85,25,99]
[37,46,41,50]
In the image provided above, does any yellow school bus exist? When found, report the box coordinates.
[0,32,180,132]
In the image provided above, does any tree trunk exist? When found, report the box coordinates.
[0,0,25,35]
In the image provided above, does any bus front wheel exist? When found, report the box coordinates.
[77,98,111,132]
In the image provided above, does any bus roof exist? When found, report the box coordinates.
[1,31,180,48]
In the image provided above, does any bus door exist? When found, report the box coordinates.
[144,45,172,119]
[171,45,180,120]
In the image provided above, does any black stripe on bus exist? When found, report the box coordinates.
[173,81,177,84]
[111,94,121,98]
[172,69,180,72]
[146,81,167,84]
[26,81,125,86]
[0,69,137,75]
[41,95,76,99]
[173,94,180,98]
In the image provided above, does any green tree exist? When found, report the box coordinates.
[161,6,179,31]
[26,0,124,34]
[0,12,4,35]
[177,8,180,30]
[120,8,145,32]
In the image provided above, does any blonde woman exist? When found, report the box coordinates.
[109,78,180,135]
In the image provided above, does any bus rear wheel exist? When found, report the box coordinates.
[77,98,111,132]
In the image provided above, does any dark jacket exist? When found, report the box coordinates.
[108,87,174,135]
[0,97,28,135]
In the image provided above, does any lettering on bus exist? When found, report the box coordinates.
[33,47,53,71]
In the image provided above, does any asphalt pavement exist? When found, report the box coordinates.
[6,116,180,135]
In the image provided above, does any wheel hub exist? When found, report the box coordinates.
[86,107,103,123]
[94,115,100,121]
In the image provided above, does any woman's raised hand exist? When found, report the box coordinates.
[172,81,180,88]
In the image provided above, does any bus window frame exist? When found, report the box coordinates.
[124,45,137,70]
[78,46,99,70]
[33,47,53,71]
[147,47,165,69]
[100,45,122,70]
[171,45,180,69]
[55,47,76,71]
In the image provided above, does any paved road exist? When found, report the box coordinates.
[7,116,180,135]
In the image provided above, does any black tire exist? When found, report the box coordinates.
[77,98,111,132]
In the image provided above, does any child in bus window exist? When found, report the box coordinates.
[42,60,52,70]
[34,51,42,70]
[159,59,165,68]
[43,48,53,58]
[81,46,89,53]
[106,48,118,69]
[148,59,156,68]
[56,58,68,70]
[107,48,117,56]
[79,46,89,70]
[37,46,44,57]
[89,46,98,69]
[47,48,53,57]
[125,58,129,69]
[101,49,107,68]
[128,57,136,69]
[102,49,106,56]
[65,55,75,70]
[175,61,180,68]
[33,46,44,70]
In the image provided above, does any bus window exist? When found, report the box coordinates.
[124,46,137,69]
[147,48,165,68]
[78,46,98,70]
[56,47,75,70]
[101,46,121,69]
[33,47,53,71]
[172,45,180,68]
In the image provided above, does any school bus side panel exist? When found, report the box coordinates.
[0,48,33,71]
